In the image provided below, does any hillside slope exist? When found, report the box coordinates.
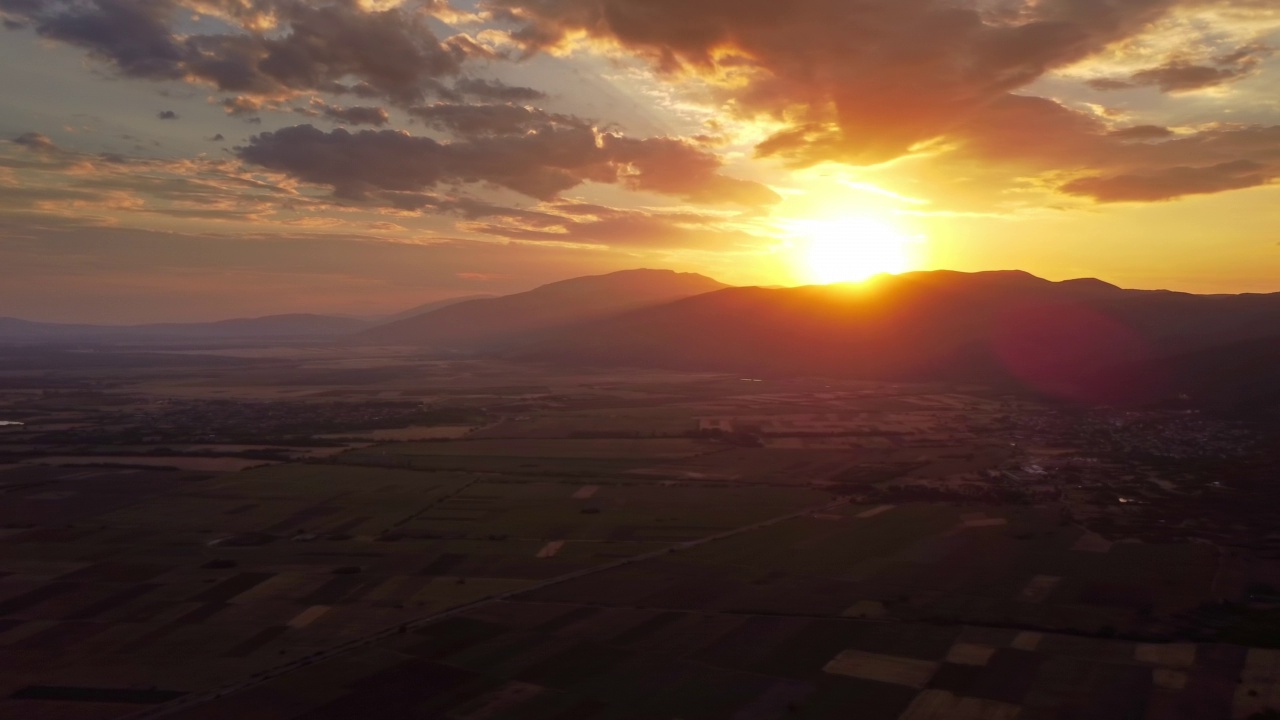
[512,270,1280,405]
[0,314,370,341]
[377,294,499,323]
[357,269,728,348]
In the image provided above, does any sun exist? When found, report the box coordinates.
[792,215,917,284]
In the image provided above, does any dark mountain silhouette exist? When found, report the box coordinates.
[377,294,499,323]
[357,268,728,348]
[6,268,1276,410]
[0,314,369,341]
[507,270,1280,406]
[0,317,102,340]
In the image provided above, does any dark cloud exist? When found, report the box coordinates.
[12,132,57,152]
[486,0,1187,164]
[1061,160,1272,202]
[237,124,779,205]
[1,0,481,104]
[1086,78,1134,91]
[1133,63,1251,92]
[453,77,546,102]
[1,135,304,224]
[602,134,782,206]
[408,102,584,136]
[157,110,178,120]
[941,96,1280,203]
[221,96,262,117]
[1108,125,1175,141]
[298,99,390,126]
[26,0,188,80]
[1087,45,1273,93]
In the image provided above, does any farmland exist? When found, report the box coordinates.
[0,347,1277,718]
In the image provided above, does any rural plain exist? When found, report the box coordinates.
[1,345,1278,719]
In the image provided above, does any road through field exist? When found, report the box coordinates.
[127,493,853,719]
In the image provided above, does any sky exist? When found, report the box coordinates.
[1,0,1278,322]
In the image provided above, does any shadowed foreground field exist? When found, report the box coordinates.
[0,353,1278,719]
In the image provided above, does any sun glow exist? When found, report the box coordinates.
[790,215,918,284]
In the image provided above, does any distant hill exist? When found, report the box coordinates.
[357,269,729,349]
[376,294,499,323]
[508,270,1280,406]
[0,313,370,341]
[0,317,103,340]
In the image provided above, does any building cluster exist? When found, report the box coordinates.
[1011,410,1253,462]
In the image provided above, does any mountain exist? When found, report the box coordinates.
[0,314,370,341]
[509,270,1280,406]
[0,317,104,340]
[357,269,729,348]
[1111,335,1280,416]
[376,294,499,323]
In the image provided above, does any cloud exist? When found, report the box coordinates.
[12,132,57,152]
[1086,44,1274,92]
[407,102,585,136]
[1060,159,1272,201]
[1108,125,1175,141]
[486,0,1190,164]
[236,123,779,205]
[9,0,1276,223]
[298,99,390,126]
[459,200,771,249]
[602,134,782,206]
[938,95,1280,203]
[3,132,300,222]
[1,0,482,104]
[221,95,265,116]
[453,77,546,101]
[478,0,1280,208]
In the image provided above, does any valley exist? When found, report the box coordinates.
[0,342,1277,719]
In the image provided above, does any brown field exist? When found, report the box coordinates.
[823,649,940,687]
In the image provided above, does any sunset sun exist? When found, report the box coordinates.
[793,215,917,285]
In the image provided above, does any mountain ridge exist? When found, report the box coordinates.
[356,268,729,348]
[0,313,371,340]
[502,269,1280,407]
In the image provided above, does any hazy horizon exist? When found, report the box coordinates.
[7,265,1279,326]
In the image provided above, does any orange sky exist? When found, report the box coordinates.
[1,0,1278,321]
